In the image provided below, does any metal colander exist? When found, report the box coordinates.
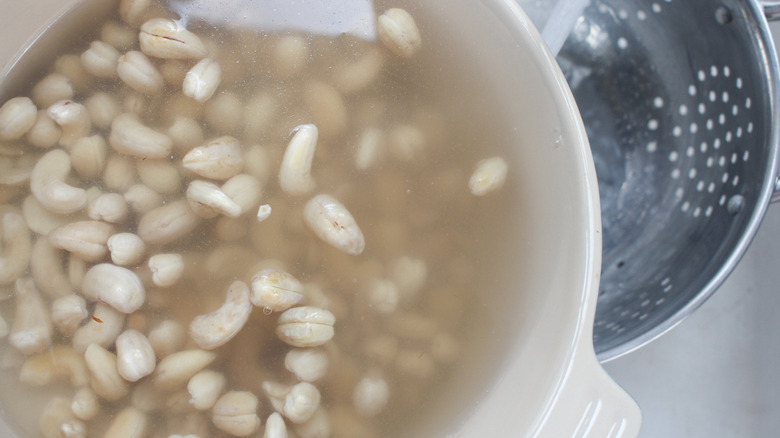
[554,0,780,360]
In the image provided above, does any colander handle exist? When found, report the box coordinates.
[534,337,642,437]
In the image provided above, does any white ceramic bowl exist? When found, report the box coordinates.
[0,0,641,436]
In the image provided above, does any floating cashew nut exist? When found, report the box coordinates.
[468,156,508,196]
[279,124,318,196]
[0,96,37,141]
[48,100,91,147]
[212,391,261,437]
[189,280,252,350]
[250,269,305,313]
[10,277,53,355]
[81,263,146,313]
[182,136,244,180]
[116,329,157,382]
[302,194,365,255]
[30,238,72,298]
[0,206,31,285]
[51,294,88,336]
[30,149,87,215]
[376,8,422,58]
[186,180,242,219]
[276,306,335,348]
[39,397,87,438]
[187,369,226,410]
[283,382,321,424]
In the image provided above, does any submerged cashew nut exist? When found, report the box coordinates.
[183,136,244,180]
[72,303,126,352]
[0,207,31,285]
[377,8,422,58]
[9,277,52,355]
[148,253,185,287]
[212,391,261,437]
[48,100,91,147]
[187,369,226,410]
[183,58,222,102]
[137,199,200,245]
[33,237,76,298]
[139,18,208,59]
[186,180,242,219]
[110,113,173,159]
[116,329,157,382]
[30,149,87,215]
[48,220,115,262]
[84,344,128,401]
[283,382,321,424]
[0,96,37,140]
[279,124,318,196]
[19,345,89,387]
[302,194,365,255]
[153,349,216,390]
[189,280,252,350]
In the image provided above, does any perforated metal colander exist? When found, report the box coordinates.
[554,0,780,360]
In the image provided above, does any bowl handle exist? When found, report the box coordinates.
[535,340,641,438]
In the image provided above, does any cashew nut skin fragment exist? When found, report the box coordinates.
[0,96,37,141]
[19,345,89,387]
[10,277,52,355]
[104,407,148,438]
[139,18,208,59]
[72,303,126,352]
[276,306,335,348]
[110,113,173,159]
[302,194,365,255]
[137,199,200,246]
[30,148,87,215]
[189,280,252,350]
[153,349,216,390]
[48,100,91,148]
[85,343,129,401]
[0,207,31,285]
[279,124,318,196]
[48,220,115,262]
[250,269,305,312]
[182,136,244,180]
[116,329,157,382]
[212,390,261,437]
[82,263,146,313]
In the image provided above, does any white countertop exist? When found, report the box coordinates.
[603,22,780,437]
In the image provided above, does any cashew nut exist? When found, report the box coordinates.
[189,280,252,350]
[0,206,31,285]
[30,149,87,215]
[19,345,89,387]
[82,263,146,313]
[47,100,91,147]
[9,277,53,355]
[30,237,73,298]
[48,220,115,262]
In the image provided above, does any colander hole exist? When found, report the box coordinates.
[661,277,672,286]
[675,187,684,198]
[714,138,722,149]
[719,157,726,167]
[726,131,733,142]
[743,151,750,161]
[663,284,673,293]
[731,152,738,163]
[719,113,726,125]
[705,206,714,217]
[707,182,716,192]
[748,122,754,133]
[722,172,729,183]
[648,119,659,130]
[679,104,688,115]
[732,175,740,186]
[688,168,697,179]
[724,66,731,77]
[722,91,730,102]
[646,141,658,152]
[689,85,698,96]
[638,314,649,321]
[696,181,705,191]
[715,6,733,25]
[669,151,679,162]
[719,194,727,205]
[618,9,629,19]
[732,105,739,116]
[656,298,666,305]
[652,3,662,13]
[617,37,628,50]
[700,142,708,153]
[690,123,698,133]
[709,91,718,102]
[654,97,664,108]
[672,169,681,179]
[641,299,651,307]
[686,146,694,157]
[710,65,719,77]
[736,77,743,89]
[673,126,683,137]
[706,119,714,130]
[637,10,647,20]
[697,71,706,82]
[616,260,625,268]
[706,157,715,168]
[727,195,745,214]
[699,103,707,114]
[746,97,752,109]
[681,201,691,212]
[693,207,701,217]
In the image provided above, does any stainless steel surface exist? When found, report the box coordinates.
[554,0,780,360]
